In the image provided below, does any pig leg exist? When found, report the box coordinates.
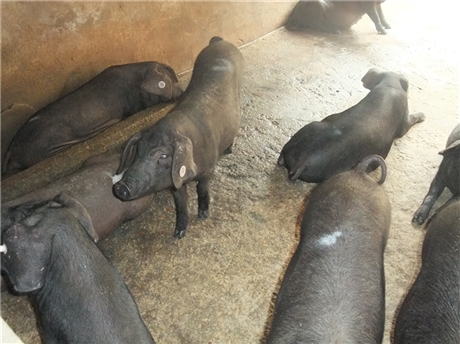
[173,184,189,238]
[376,3,391,29]
[364,4,387,34]
[427,194,460,223]
[412,175,445,225]
[396,112,425,138]
[197,176,211,219]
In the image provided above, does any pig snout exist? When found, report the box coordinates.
[113,181,133,201]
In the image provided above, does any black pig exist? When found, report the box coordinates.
[266,155,391,344]
[1,194,156,344]
[3,61,182,175]
[113,37,243,238]
[412,123,460,225]
[278,68,424,183]
[286,1,390,35]
[394,201,460,344]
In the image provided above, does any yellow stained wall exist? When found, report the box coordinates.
[1,1,296,158]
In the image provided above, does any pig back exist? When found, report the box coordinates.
[394,201,460,344]
[267,169,391,344]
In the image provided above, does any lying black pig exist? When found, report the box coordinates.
[286,0,390,34]
[3,61,182,175]
[394,201,460,344]
[412,123,460,225]
[1,194,156,344]
[1,151,153,292]
[278,68,424,183]
[113,37,243,239]
[266,155,391,344]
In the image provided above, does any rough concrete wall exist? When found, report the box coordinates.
[1,1,296,157]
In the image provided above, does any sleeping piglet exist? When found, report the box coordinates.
[3,61,182,176]
[113,37,243,238]
[412,123,460,225]
[1,194,156,344]
[278,68,425,183]
[394,201,460,344]
[266,155,391,344]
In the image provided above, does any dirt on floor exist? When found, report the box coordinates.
[1,2,459,344]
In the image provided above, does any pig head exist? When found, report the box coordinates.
[412,123,460,225]
[278,68,425,183]
[286,1,391,34]
[3,61,182,176]
[113,37,243,239]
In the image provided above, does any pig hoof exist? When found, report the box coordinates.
[411,212,427,226]
[198,209,209,219]
[224,145,233,154]
[174,229,186,239]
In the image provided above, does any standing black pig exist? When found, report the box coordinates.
[412,123,460,225]
[266,155,391,344]
[3,61,182,175]
[394,201,460,344]
[278,68,425,183]
[113,37,243,239]
[1,194,156,344]
[286,1,390,35]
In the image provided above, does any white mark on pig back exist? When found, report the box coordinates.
[112,172,125,184]
[212,58,233,72]
[317,231,343,247]
[0,244,7,254]
[29,115,41,122]
[179,166,186,178]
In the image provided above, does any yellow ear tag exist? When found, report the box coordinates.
[179,166,186,178]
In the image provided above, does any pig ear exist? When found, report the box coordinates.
[54,193,99,243]
[171,134,197,189]
[141,64,178,100]
[399,76,409,92]
[439,140,460,155]
[117,133,141,175]
[361,68,382,90]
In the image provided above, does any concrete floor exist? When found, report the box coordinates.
[1,2,459,343]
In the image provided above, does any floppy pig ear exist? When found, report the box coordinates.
[439,140,460,156]
[171,134,197,190]
[141,64,176,99]
[361,68,382,90]
[117,133,141,175]
[54,193,99,242]
[399,76,409,92]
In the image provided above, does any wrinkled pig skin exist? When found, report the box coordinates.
[113,37,243,239]
[412,123,460,225]
[266,155,391,344]
[286,0,390,35]
[3,61,182,176]
[1,194,156,344]
[394,201,460,344]
[278,68,425,183]
[1,151,154,292]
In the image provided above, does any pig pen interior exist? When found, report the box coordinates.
[1,2,459,344]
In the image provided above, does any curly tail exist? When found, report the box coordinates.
[355,155,387,185]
